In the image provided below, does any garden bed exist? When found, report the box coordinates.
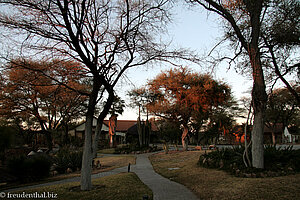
[198,145,300,178]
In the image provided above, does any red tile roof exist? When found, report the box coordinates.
[103,120,137,132]
[103,119,159,132]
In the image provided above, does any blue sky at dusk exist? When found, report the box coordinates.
[116,4,253,121]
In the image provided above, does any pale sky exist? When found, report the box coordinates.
[115,4,253,121]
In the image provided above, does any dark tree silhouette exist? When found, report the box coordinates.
[0,0,199,190]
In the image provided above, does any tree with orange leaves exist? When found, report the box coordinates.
[0,59,88,150]
[136,67,232,150]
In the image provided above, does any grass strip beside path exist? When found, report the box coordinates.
[93,155,135,173]
[1,155,136,191]
[149,151,300,200]
[11,173,152,200]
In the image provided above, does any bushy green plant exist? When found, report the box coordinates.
[7,154,52,182]
[53,147,82,173]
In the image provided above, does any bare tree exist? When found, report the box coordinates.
[260,0,300,104]
[0,0,199,190]
[188,0,268,168]
[188,0,300,168]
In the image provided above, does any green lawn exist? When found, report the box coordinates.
[13,173,152,200]
[150,151,300,200]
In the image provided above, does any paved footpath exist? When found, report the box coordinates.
[132,153,198,200]
[3,153,199,200]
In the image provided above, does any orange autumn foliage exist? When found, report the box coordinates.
[222,0,249,16]
[146,67,231,118]
[0,59,88,131]
[222,0,244,9]
[133,67,233,150]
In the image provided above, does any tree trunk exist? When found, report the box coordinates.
[108,114,117,148]
[80,114,93,190]
[182,125,189,151]
[250,46,267,168]
[250,42,267,169]
[272,132,276,145]
[92,122,103,159]
[36,113,52,152]
[44,131,53,153]
[64,122,69,145]
[245,0,267,169]
[81,79,101,191]
[249,42,267,169]
[92,92,114,159]
[92,118,111,160]
[109,134,114,148]
[137,118,143,147]
[251,108,265,168]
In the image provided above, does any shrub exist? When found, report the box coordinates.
[0,126,15,162]
[68,151,83,171]
[114,144,159,154]
[264,145,300,172]
[53,147,82,174]
[7,154,52,182]
[198,146,245,171]
[198,145,300,177]
[28,154,53,179]
[7,155,26,181]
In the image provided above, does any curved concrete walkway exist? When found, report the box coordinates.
[3,153,199,200]
[132,153,198,200]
